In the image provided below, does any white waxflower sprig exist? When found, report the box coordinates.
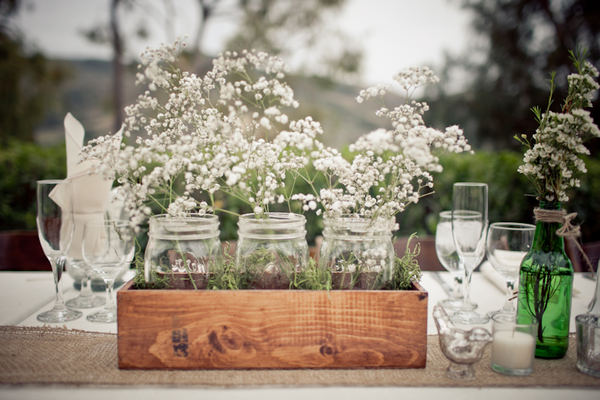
[517,50,600,203]
[295,66,471,220]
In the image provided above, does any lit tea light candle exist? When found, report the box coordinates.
[491,329,536,371]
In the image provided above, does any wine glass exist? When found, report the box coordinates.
[36,179,83,322]
[66,212,107,309]
[486,222,535,319]
[82,218,135,323]
[65,258,106,308]
[451,182,489,324]
[434,210,467,311]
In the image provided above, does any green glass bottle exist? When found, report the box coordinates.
[516,201,573,359]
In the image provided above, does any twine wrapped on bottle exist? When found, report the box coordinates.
[533,208,594,273]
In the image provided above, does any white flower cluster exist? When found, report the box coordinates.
[518,58,600,203]
[82,41,321,228]
[82,41,470,228]
[299,66,471,219]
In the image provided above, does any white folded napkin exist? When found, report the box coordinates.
[49,113,116,258]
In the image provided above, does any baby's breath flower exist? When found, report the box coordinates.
[517,51,599,203]
[81,41,320,226]
[303,66,470,219]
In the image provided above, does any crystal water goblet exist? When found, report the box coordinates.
[435,210,467,311]
[36,179,82,323]
[451,182,489,324]
[486,222,535,319]
[82,218,135,323]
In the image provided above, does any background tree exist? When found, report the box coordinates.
[225,0,363,79]
[0,0,66,144]
[426,0,600,150]
[82,0,132,133]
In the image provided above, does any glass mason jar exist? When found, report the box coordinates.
[236,212,308,288]
[516,201,574,359]
[144,214,220,289]
[320,214,396,290]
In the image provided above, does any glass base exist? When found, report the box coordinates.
[446,361,476,380]
[577,360,600,377]
[66,295,106,309]
[87,309,117,323]
[491,363,532,376]
[37,306,82,323]
[451,310,489,325]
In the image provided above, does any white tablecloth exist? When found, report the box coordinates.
[0,272,598,400]
[1,269,598,400]
[2,269,596,335]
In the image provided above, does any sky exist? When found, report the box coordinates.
[13,0,472,85]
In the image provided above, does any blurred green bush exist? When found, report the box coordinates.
[2,143,599,243]
[0,141,66,229]
[397,151,600,242]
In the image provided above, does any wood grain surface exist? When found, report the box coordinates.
[117,282,428,369]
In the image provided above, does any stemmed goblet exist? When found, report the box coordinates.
[36,179,82,322]
[451,182,489,324]
[435,210,466,311]
[65,258,106,309]
[486,222,535,320]
[65,212,107,309]
[82,218,135,323]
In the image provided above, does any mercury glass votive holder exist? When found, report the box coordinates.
[491,316,536,376]
[576,314,600,378]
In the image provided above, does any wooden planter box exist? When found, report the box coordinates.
[117,281,428,369]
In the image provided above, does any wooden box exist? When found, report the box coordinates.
[117,281,428,369]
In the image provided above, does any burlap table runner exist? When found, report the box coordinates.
[0,326,599,387]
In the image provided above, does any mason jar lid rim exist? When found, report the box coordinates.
[324,213,394,221]
[239,212,306,223]
[150,213,219,222]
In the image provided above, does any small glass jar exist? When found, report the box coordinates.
[320,214,396,289]
[144,214,220,289]
[236,212,308,288]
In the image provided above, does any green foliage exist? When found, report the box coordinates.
[207,252,251,290]
[397,150,600,241]
[132,261,170,290]
[0,29,68,143]
[291,258,332,290]
[0,141,66,229]
[397,151,536,236]
[4,145,600,244]
[384,234,423,290]
[425,0,600,151]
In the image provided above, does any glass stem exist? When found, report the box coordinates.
[588,266,600,314]
[80,272,93,298]
[452,271,463,299]
[462,265,473,308]
[52,256,67,309]
[502,279,516,313]
[104,279,116,311]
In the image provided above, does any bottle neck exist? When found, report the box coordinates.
[532,201,565,252]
